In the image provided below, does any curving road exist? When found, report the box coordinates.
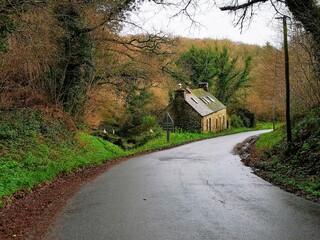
[47,130,320,240]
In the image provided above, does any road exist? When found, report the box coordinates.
[47,130,320,240]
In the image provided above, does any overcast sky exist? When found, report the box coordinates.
[122,1,283,46]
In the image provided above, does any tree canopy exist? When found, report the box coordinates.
[172,45,252,105]
[220,1,320,69]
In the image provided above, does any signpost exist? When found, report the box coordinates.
[163,112,174,143]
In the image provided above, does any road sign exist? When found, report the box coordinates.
[163,112,174,143]
[163,112,174,131]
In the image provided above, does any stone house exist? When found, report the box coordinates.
[166,83,229,132]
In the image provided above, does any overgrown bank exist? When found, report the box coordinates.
[0,109,127,206]
[0,108,272,207]
[242,109,320,201]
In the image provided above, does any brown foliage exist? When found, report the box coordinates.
[80,24,176,128]
[0,8,58,110]
[247,46,286,121]
[1,2,317,125]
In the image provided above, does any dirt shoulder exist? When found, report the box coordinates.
[0,156,133,240]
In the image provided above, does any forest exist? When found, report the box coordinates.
[0,0,319,207]
[1,1,318,128]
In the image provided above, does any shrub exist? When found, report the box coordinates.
[230,114,244,128]
[229,108,255,128]
[141,115,159,131]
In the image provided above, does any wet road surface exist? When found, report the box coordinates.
[47,130,320,240]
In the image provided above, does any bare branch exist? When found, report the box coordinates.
[220,0,268,11]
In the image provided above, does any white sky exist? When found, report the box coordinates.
[122,1,283,46]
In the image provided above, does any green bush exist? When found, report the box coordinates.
[141,115,159,131]
[0,109,41,141]
[229,108,255,128]
[230,114,244,128]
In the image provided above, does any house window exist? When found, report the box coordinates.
[201,97,210,104]
[207,96,215,102]
[223,115,225,128]
[209,118,212,131]
[216,118,218,129]
[191,97,198,104]
[206,119,209,130]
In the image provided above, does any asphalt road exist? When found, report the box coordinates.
[47,130,320,240]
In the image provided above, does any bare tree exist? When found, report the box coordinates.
[219,1,320,77]
[0,0,175,113]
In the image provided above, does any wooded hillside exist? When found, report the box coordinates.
[1,0,319,218]
[0,0,319,139]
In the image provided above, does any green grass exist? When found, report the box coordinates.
[253,122,282,130]
[0,132,127,205]
[0,109,129,206]
[129,132,207,154]
[129,126,271,154]
[267,172,320,197]
[252,116,320,199]
[255,128,286,154]
[0,110,275,207]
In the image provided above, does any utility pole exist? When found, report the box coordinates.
[277,15,292,144]
[272,49,279,131]
[283,16,292,144]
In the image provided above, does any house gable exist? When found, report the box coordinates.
[166,99,202,132]
[165,83,228,132]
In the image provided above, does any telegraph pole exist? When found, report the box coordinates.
[283,16,292,144]
[277,15,292,144]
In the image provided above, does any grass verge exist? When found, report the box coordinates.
[251,116,320,200]
[129,126,270,154]
[0,109,274,206]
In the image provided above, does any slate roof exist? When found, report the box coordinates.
[185,88,226,117]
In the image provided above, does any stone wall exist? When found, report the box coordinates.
[202,109,228,132]
[166,90,202,132]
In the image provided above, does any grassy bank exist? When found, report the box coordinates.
[0,109,273,206]
[129,125,273,154]
[251,112,320,199]
[0,110,128,206]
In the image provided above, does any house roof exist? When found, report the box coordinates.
[185,88,226,117]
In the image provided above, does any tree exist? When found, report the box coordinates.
[0,0,49,53]
[219,0,320,78]
[214,47,252,105]
[144,0,320,79]
[289,28,320,111]
[125,86,153,131]
[172,45,252,105]
[52,3,94,116]
[173,45,217,86]
[0,0,172,115]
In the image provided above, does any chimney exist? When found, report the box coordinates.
[198,82,209,92]
[175,83,185,99]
